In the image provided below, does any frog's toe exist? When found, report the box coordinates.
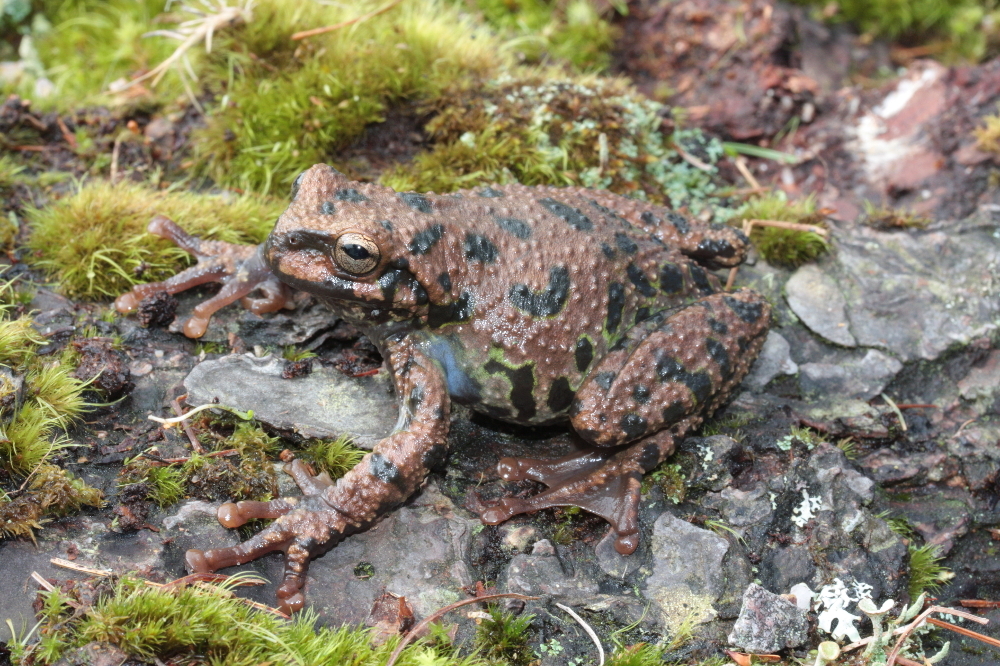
[185,549,212,574]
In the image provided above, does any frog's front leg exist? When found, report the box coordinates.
[480,289,771,555]
[185,339,450,613]
[115,216,293,337]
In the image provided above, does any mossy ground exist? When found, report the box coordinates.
[734,192,829,269]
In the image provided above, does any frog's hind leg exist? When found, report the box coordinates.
[480,288,770,554]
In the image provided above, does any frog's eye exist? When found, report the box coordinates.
[334,233,381,275]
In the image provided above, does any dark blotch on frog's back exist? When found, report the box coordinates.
[601,243,616,260]
[692,237,735,260]
[369,452,405,490]
[656,355,713,405]
[437,272,452,292]
[627,264,657,298]
[291,170,306,199]
[320,201,336,215]
[538,197,593,231]
[706,338,731,379]
[575,337,594,373]
[478,187,505,198]
[494,216,531,239]
[615,232,638,255]
[595,371,615,390]
[409,224,444,255]
[546,377,575,413]
[606,282,625,334]
[336,188,369,203]
[399,192,433,213]
[484,359,536,421]
[725,295,764,323]
[659,263,685,294]
[667,212,690,234]
[428,291,474,328]
[464,233,499,264]
[620,413,648,440]
[708,318,728,335]
[632,384,651,404]
[509,266,570,317]
[689,264,715,294]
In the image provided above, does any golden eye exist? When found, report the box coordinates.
[334,233,380,275]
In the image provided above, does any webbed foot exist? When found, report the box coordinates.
[479,430,675,555]
[115,215,293,337]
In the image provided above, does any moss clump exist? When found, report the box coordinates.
[907,542,952,597]
[605,643,666,666]
[474,607,535,666]
[645,463,685,504]
[735,191,828,268]
[0,464,102,539]
[383,73,731,213]
[862,201,930,230]
[789,0,1000,62]
[467,0,621,72]
[191,0,505,194]
[26,179,285,299]
[300,435,365,480]
[17,574,488,666]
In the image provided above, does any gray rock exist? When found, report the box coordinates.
[837,220,1000,362]
[184,353,396,447]
[744,331,799,391]
[680,435,739,492]
[889,486,974,555]
[304,482,479,624]
[718,483,773,529]
[504,539,601,604]
[947,421,1000,490]
[959,350,1000,402]
[642,513,729,629]
[727,583,809,652]
[785,264,856,347]
[595,529,641,579]
[799,349,903,400]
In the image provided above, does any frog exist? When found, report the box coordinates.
[115,164,771,614]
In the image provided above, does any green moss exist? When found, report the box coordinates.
[862,201,930,230]
[16,573,488,666]
[301,435,365,480]
[735,191,828,268]
[606,643,665,666]
[192,0,505,194]
[0,464,102,539]
[474,607,535,666]
[26,179,285,299]
[466,0,621,71]
[383,73,732,213]
[645,463,686,504]
[788,0,1000,61]
[282,345,317,362]
[977,113,1000,153]
[907,542,952,597]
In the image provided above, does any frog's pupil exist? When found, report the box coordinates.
[343,244,370,260]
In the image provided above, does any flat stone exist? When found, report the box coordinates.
[785,264,856,347]
[184,353,396,447]
[505,539,601,604]
[303,483,479,624]
[642,512,729,629]
[959,350,1000,401]
[799,349,903,400]
[727,583,809,653]
[744,331,798,392]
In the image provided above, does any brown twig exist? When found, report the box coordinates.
[386,593,538,666]
[743,217,829,239]
[961,600,1000,608]
[292,0,404,40]
[172,396,205,453]
[732,156,761,190]
[886,606,988,666]
[56,117,77,149]
[927,617,1000,648]
[895,404,937,410]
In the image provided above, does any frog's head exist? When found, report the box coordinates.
[263,164,431,312]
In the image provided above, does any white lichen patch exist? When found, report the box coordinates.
[791,488,823,528]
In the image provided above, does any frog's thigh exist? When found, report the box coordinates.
[572,288,771,448]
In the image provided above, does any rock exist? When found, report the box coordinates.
[859,449,923,485]
[785,264,856,347]
[595,530,641,579]
[958,350,1000,402]
[799,349,903,400]
[744,331,798,391]
[679,435,740,493]
[717,483,773,529]
[727,583,809,653]
[184,353,396,447]
[888,486,974,555]
[303,483,480,624]
[504,539,601,604]
[642,513,729,629]
[51,641,130,666]
[947,422,1000,490]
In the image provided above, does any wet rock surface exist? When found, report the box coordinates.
[728,583,809,653]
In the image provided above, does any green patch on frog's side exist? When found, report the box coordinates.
[734,191,828,269]
[382,73,733,213]
[1,303,99,541]
[14,573,489,666]
[26,179,285,299]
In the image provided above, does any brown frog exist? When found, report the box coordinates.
[116,164,771,614]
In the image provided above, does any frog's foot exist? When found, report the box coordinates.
[479,430,675,555]
[115,215,293,338]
